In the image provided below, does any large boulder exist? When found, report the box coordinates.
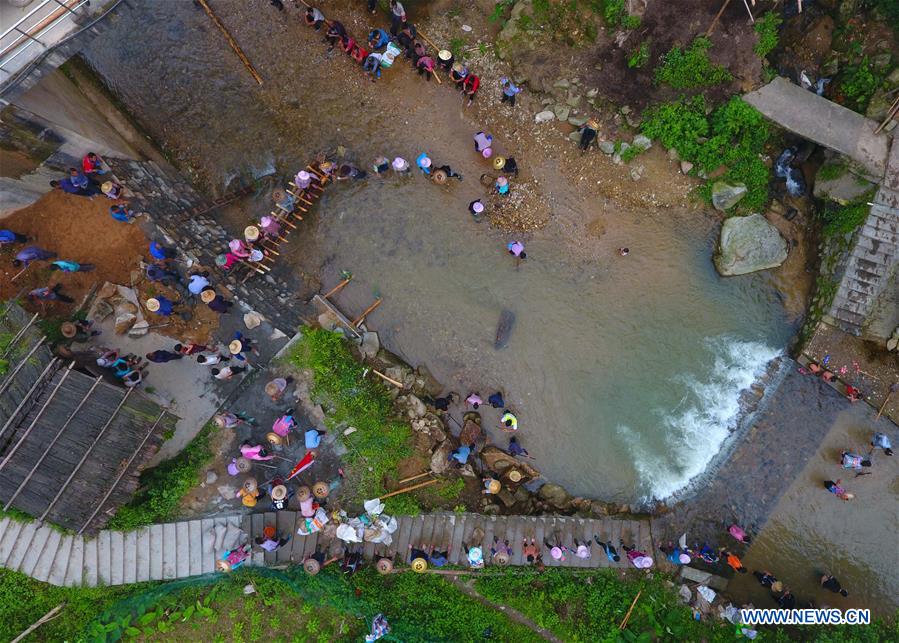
[430,441,455,475]
[711,181,748,211]
[536,483,572,509]
[714,214,789,276]
[394,394,427,420]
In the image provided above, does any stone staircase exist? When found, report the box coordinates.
[0,514,242,587]
[828,186,899,335]
[0,511,653,586]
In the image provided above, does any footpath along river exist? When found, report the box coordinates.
[83,0,794,503]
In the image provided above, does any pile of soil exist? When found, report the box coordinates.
[0,190,147,308]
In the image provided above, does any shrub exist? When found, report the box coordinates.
[839,56,881,111]
[818,200,870,237]
[753,11,782,57]
[628,40,650,68]
[108,423,214,529]
[599,0,639,30]
[654,36,732,88]
[642,96,771,211]
[288,328,415,512]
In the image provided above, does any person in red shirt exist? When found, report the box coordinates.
[463,74,480,107]
[82,152,107,176]
[417,55,435,80]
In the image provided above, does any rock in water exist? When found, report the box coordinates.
[495,309,515,349]
[711,181,748,211]
[714,214,789,276]
[537,483,572,509]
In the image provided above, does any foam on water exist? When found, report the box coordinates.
[618,337,781,501]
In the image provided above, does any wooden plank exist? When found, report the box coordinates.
[461,514,481,551]
[481,516,497,562]
[5,521,36,572]
[49,535,74,585]
[394,515,414,558]
[250,511,265,566]
[97,530,112,585]
[82,537,98,587]
[0,518,24,566]
[608,519,622,568]
[174,521,190,578]
[533,516,547,565]
[188,520,203,576]
[31,530,61,582]
[509,517,526,566]
[162,523,177,579]
[406,515,424,556]
[109,530,125,585]
[19,526,52,577]
[447,514,466,564]
[276,512,293,564]
[301,531,318,563]
[136,527,151,582]
[419,514,437,551]
[638,520,653,559]
[200,519,217,574]
[123,530,137,584]
[262,512,277,566]
[287,513,305,562]
[432,515,451,553]
[148,524,164,580]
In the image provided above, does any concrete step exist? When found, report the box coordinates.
[149,524,164,581]
[64,536,84,587]
[123,530,137,585]
[109,530,125,585]
[19,526,52,577]
[0,519,24,566]
[201,519,217,574]
[48,535,73,586]
[853,235,898,261]
[97,530,111,585]
[31,530,61,582]
[188,520,203,576]
[136,527,151,582]
[859,224,899,246]
[176,522,191,577]
[162,522,177,580]
[83,537,98,587]
[853,258,890,277]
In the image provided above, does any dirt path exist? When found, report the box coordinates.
[448,576,563,643]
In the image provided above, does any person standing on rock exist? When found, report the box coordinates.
[578,119,599,151]
[304,6,324,30]
[213,364,247,381]
[265,376,294,402]
[821,573,849,597]
[256,525,290,552]
[824,479,853,501]
[240,441,273,461]
[506,241,525,262]
[724,550,747,573]
[448,443,475,466]
[753,570,778,589]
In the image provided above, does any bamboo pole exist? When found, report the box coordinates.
[429,68,442,84]
[11,605,64,643]
[9,265,29,282]
[619,590,642,630]
[874,96,899,134]
[196,0,263,85]
[379,478,439,499]
[370,368,404,388]
[396,471,431,485]
[352,298,382,326]
[323,277,352,299]
[740,0,755,22]
[706,0,733,37]
[875,385,896,420]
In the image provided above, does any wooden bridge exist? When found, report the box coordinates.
[0,512,654,587]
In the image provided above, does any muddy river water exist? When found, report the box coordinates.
[82,0,796,503]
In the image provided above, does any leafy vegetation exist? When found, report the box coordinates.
[818,199,871,238]
[288,328,415,513]
[628,40,650,68]
[654,36,732,88]
[599,0,640,29]
[619,144,644,164]
[839,56,881,111]
[816,160,848,182]
[108,423,214,530]
[642,95,771,210]
[753,11,783,58]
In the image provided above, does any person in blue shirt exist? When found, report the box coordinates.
[13,246,56,267]
[49,260,94,273]
[305,428,327,449]
[146,295,176,316]
[368,28,389,50]
[50,178,85,195]
[68,168,89,190]
[110,204,136,223]
[415,153,431,174]
[500,77,522,106]
[149,241,175,262]
[0,229,27,245]
[448,443,476,466]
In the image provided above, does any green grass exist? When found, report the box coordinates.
[600,0,639,30]
[818,199,871,238]
[839,56,882,112]
[288,328,415,513]
[628,40,650,68]
[654,36,732,89]
[753,11,783,58]
[619,144,644,163]
[107,422,214,530]
[817,160,848,182]
[642,95,771,211]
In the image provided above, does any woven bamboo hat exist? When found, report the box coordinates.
[376,558,394,574]
[243,476,258,493]
[265,381,282,397]
[411,558,428,573]
[229,340,243,354]
[215,559,232,573]
[487,479,501,494]
[494,551,511,566]
[313,481,329,498]
[200,289,216,303]
[452,62,465,73]
[771,581,784,593]
[236,456,252,472]
[432,169,447,184]
[297,485,312,501]
[438,49,452,61]
[214,415,228,428]
[60,322,77,338]
[272,188,286,202]
[244,225,260,241]
[145,298,161,312]
[271,485,287,500]
[507,470,522,483]
[101,181,114,193]
[303,558,321,575]
[493,156,506,170]
[266,432,283,446]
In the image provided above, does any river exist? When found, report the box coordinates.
[82,0,794,503]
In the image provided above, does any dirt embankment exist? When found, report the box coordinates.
[0,190,147,307]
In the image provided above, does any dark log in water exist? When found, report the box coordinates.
[494,309,515,349]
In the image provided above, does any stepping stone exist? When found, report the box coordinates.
[31,530,61,582]
[162,523,177,579]
[48,535,73,585]
[97,531,112,585]
[65,536,84,587]
[110,531,125,585]
[200,519,217,573]
[136,528,151,582]
[83,537,98,587]
[149,525,164,580]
